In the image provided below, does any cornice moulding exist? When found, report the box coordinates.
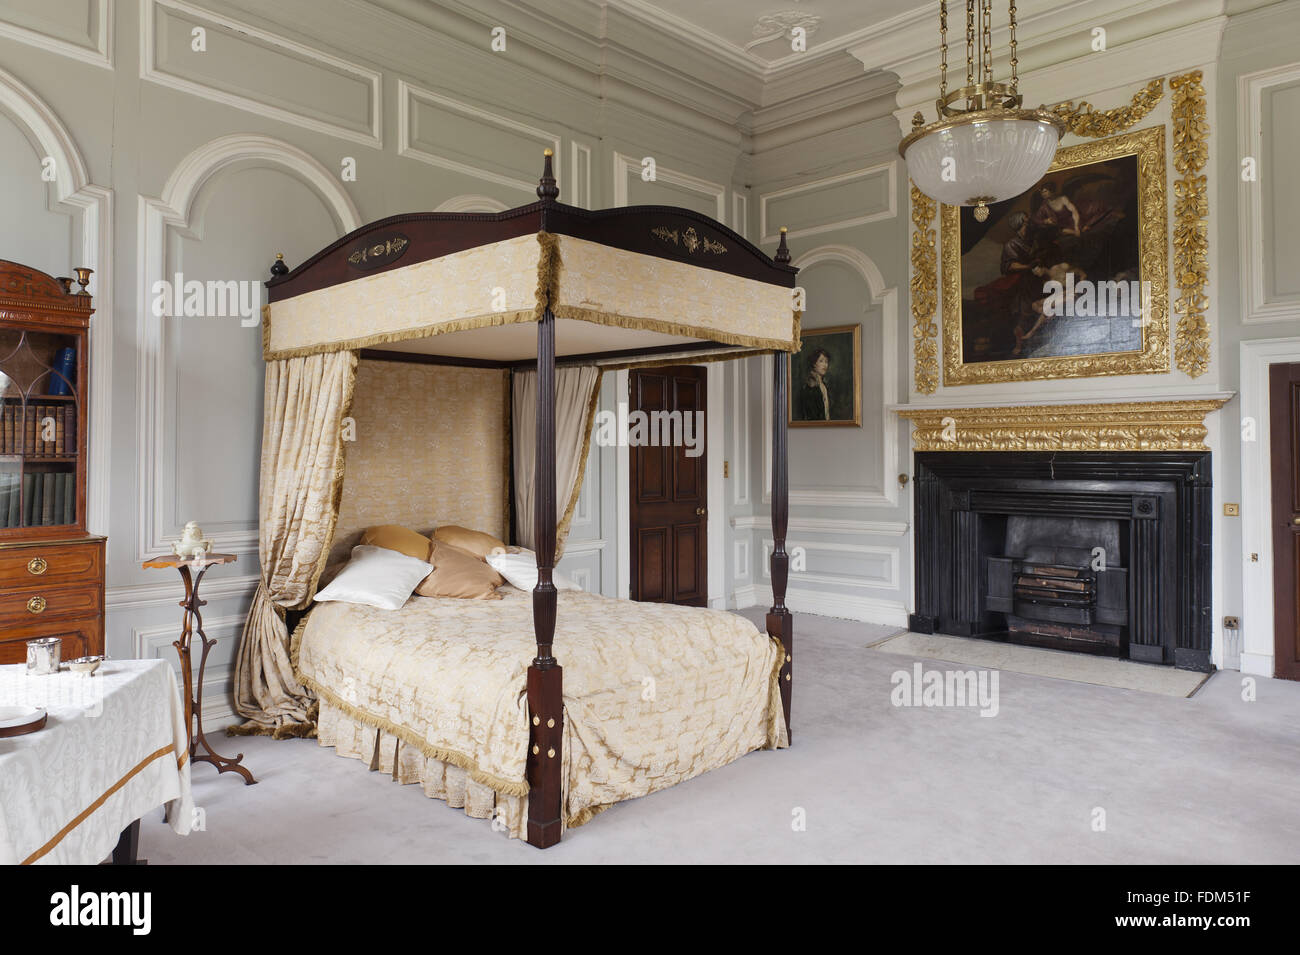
[853,0,1227,118]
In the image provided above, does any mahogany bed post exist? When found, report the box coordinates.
[768,228,794,742]
[526,150,564,848]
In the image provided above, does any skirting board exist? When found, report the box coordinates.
[732,583,909,627]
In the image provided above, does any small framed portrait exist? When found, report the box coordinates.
[788,324,861,428]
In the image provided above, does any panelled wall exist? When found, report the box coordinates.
[728,123,912,625]
[0,0,756,723]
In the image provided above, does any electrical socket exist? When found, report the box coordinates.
[1223,616,1240,630]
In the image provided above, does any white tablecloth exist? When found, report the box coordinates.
[0,659,193,864]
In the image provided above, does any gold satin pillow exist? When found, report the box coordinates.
[432,524,506,561]
[415,540,504,600]
[360,525,433,561]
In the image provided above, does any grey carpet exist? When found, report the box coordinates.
[140,609,1300,863]
[873,631,1209,697]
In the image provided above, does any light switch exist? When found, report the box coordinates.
[1224,503,1240,516]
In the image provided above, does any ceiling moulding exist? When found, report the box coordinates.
[850,0,1228,114]
[601,5,763,106]
[749,120,903,188]
[348,0,755,140]
[750,71,899,139]
[750,100,900,157]
[757,52,892,111]
[599,76,746,150]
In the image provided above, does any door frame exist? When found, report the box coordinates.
[615,365,725,607]
[1240,337,1300,677]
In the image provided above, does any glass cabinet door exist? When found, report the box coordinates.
[0,328,81,530]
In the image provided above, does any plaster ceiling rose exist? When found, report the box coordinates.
[746,11,822,52]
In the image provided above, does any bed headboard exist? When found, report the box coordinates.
[327,358,511,569]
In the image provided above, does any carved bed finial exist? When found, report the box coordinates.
[537,149,559,204]
[270,252,289,277]
[775,226,791,265]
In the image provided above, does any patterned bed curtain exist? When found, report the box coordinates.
[512,365,602,558]
[231,350,358,737]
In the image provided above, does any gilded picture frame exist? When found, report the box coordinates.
[788,324,862,428]
[941,124,1169,385]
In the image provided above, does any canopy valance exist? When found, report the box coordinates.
[261,186,800,364]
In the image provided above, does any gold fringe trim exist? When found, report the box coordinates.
[289,614,530,797]
[265,303,796,361]
[535,230,562,320]
[263,308,537,361]
[567,803,611,829]
[554,368,604,560]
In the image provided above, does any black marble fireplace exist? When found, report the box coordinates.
[910,451,1213,671]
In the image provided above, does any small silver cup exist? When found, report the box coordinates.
[26,637,62,675]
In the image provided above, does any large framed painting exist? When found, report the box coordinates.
[941,124,1169,385]
[788,324,861,427]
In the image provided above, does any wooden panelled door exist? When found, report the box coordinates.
[1271,362,1300,681]
[629,366,707,606]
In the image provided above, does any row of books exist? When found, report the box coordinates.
[0,402,77,457]
[0,471,76,527]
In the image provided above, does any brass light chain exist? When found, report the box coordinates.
[939,0,949,100]
[965,0,975,92]
[981,0,993,85]
[1008,0,1019,91]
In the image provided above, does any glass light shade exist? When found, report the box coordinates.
[902,111,1064,208]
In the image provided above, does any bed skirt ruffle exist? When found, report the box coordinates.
[316,700,529,839]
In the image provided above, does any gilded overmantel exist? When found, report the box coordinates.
[896,399,1229,452]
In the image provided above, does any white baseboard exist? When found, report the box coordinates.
[1240,651,1274,678]
[733,583,909,627]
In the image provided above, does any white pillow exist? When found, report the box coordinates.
[314,545,433,610]
[486,549,583,592]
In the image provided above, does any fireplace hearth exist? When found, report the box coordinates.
[910,452,1213,670]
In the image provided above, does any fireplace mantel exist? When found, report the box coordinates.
[895,398,1230,452]
[909,451,1214,670]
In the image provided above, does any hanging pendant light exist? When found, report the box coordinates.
[900,0,1064,221]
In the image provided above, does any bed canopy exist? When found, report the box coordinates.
[235,152,799,848]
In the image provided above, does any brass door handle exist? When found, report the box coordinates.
[27,596,46,614]
[27,557,47,575]
[695,506,707,517]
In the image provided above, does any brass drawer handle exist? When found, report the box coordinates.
[28,557,47,575]
[27,596,46,614]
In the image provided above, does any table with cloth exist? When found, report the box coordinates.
[0,658,193,865]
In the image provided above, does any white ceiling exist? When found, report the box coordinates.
[610,0,932,67]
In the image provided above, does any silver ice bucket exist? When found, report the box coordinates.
[26,637,62,675]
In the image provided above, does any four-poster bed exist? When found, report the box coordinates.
[235,152,799,848]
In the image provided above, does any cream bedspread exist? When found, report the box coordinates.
[293,586,787,835]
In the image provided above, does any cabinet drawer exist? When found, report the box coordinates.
[0,539,103,588]
[0,583,102,625]
[0,620,99,666]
